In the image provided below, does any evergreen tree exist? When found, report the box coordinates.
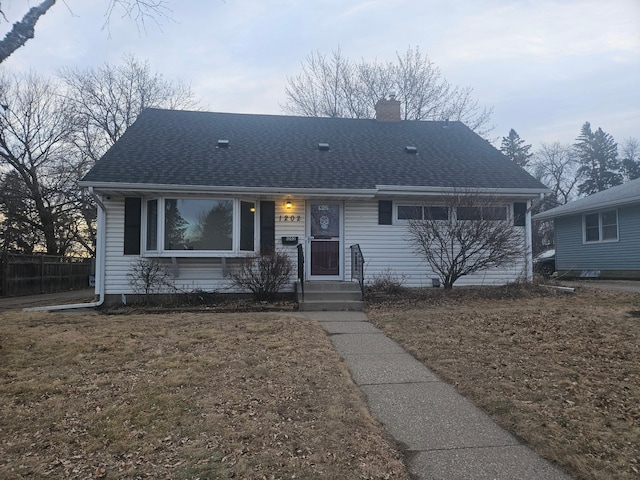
[574,122,621,196]
[500,129,533,167]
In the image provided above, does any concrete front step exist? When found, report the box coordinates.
[297,281,365,311]
[298,299,367,311]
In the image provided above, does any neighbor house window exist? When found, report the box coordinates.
[584,210,618,243]
[397,205,449,221]
[143,198,255,254]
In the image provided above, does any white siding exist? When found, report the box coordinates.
[102,196,527,295]
[103,197,303,295]
[343,200,526,288]
[274,200,305,275]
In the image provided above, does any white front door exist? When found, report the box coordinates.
[307,202,343,280]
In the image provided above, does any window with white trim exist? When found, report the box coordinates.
[584,210,618,243]
[397,205,449,221]
[144,198,256,254]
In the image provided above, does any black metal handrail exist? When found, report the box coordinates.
[350,244,365,299]
[297,243,304,301]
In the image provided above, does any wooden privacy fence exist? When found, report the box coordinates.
[0,254,93,297]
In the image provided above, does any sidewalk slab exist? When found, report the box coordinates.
[409,445,570,480]
[318,321,382,334]
[362,382,518,451]
[303,311,368,322]
[342,353,440,384]
[330,332,407,355]
[312,310,573,480]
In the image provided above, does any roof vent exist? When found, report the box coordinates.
[404,146,418,154]
[217,139,230,148]
[318,142,330,151]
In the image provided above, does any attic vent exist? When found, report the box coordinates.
[318,142,330,151]
[404,146,418,154]
[217,139,230,148]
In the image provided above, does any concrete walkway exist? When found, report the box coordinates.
[304,311,572,480]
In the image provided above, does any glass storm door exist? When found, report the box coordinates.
[307,203,342,280]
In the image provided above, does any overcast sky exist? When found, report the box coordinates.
[2,0,639,149]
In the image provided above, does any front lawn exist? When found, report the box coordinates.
[367,285,640,480]
[0,311,409,479]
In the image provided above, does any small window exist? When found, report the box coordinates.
[601,211,618,240]
[146,199,158,251]
[457,206,481,220]
[585,210,618,243]
[585,213,600,242]
[483,207,507,221]
[425,206,448,220]
[398,205,423,220]
[240,201,255,251]
[397,205,449,221]
[457,206,506,221]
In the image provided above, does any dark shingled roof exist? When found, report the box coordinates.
[80,108,547,192]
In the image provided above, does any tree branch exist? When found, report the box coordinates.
[0,0,57,64]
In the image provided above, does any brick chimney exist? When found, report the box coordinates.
[375,92,401,122]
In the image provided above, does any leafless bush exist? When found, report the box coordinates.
[228,251,294,302]
[407,191,523,289]
[367,268,408,294]
[127,258,175,302]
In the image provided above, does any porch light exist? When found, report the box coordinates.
[285,200,293,209]
[250,206,256,213]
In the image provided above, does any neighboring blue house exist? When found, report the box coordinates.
[534,178,640,279]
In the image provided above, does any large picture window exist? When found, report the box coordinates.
[144,198,255,254]
[584,210,618,243]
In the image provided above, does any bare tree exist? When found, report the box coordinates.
[530,142,581,206]
[60,54,198,164]
[283,46,493,136]
[0,71,85,255]
[0,0,170,64]
[406,193,523,289]
[620,137,640,181]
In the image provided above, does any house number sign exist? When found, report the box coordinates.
[278,215,301,222]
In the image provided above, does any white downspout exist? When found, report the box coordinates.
[524,198,534,281]
[24,187,106,312]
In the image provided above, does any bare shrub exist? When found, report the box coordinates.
[367,268,408,294]
[228,251,294,302]
[407,191,524,289]
[127,258,175,302]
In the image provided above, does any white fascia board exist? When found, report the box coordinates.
[375,185,550,199]
[77,182,378,198]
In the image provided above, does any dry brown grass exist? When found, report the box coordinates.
[0,311,409,479]
[366,284,640,480]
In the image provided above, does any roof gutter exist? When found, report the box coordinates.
[375,185,550,198]
[534,195,640,221]
[78,182,379,198]
[24,187,106,312]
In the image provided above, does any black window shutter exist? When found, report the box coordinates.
[260,201,276,253]
[124,197,142,255]
[378,200,392,225]
[514,202,527,226]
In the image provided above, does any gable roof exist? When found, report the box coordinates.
[534,178,640,221]
[80,108,548,195]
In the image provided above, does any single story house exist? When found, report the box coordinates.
[534,178,640,279]
[79,98,548,304]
